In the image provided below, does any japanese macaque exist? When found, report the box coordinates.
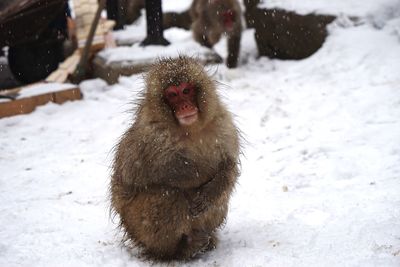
[190,0,242,68]
[110,56,240,261]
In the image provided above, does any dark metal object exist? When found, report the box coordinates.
[106,0,126,30]
[0,0,67,47]
[141,0,169,46]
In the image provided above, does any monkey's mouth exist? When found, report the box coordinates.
[177,110,198,126]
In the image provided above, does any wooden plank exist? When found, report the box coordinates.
[0,82,42,97]
[0,87,83,118]
[45,69,65,83]
[74,4,97,13]
[59,54,77,69]
[77,40,105,53]
[53,88,82,104]
[100,20,116,32]
[46,53,81,83]
[65,56,81,73]
[0,87,22,97]
[76,19,115,40]
[92,50,224,84]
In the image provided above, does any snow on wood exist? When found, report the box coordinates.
[46,52,81,83]
[94,28,222,84]
[101,28,215,64]
[72,0,115,49]
[0,83,82,118]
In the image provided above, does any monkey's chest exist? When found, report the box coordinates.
[180,147,222,183]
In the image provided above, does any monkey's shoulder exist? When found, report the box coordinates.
[205,112,240,150]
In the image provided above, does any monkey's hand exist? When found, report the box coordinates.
[185,159,237,217]
[185,190,210,217]
[185,157,238,217]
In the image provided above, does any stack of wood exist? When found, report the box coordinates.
[45,51,81,83]
[73,0,115,51]
[0,0,116,118]
[46,0,115,83]
[0,83,82,118]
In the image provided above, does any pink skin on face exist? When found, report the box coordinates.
[165,83,199,126]
[222,9,235,31]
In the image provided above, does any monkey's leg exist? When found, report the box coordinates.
[226,32,241,68]
[207,232,218,251]
[174,229,214,259]
[120,192,192,260]
[121,191,214,260]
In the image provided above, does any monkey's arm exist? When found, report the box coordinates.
[157,151,211,189]
[185,157,238,216]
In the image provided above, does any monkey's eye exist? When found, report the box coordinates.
[168,92,178,98]
[182,88,190,95]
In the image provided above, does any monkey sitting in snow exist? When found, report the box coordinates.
[110,56,240,260]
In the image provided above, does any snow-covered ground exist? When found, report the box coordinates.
[1,1,400,266]
[259,0,400,17]
[102,27,215,64]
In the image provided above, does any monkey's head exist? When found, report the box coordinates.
[210,0,238,32]
[142,56,220,131]
[164,82,198,126]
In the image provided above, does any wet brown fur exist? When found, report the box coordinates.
[110,56,240,261]
[190,0,242,68]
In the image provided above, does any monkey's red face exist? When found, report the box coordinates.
[164,83,198,126]
[222,9,235,31]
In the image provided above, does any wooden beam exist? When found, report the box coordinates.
[0,86,82,118]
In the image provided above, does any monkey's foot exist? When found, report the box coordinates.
[176,229,213,259]
[205,233,218,251]
[188,230,213,258]
[214,53,223,63]
[226,56,238,68]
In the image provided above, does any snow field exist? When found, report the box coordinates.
[1,1,400,266]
